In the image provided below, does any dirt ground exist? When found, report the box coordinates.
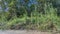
[0,30,60,34]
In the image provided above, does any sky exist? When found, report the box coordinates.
[0,0,1,1]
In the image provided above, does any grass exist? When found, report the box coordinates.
[0,4,60,32]
[0,13,60,30]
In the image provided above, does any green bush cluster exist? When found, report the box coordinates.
[0,6,60,31]
[0,0,60,31]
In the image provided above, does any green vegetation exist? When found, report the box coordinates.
[0,0,60,31]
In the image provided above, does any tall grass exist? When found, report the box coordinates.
[0,3,60,31]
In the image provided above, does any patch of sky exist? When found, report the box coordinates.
[2,7,8,12]
[28,0,38,7]
[0,0,1,1]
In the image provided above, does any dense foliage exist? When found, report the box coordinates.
[0,0,60,31]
